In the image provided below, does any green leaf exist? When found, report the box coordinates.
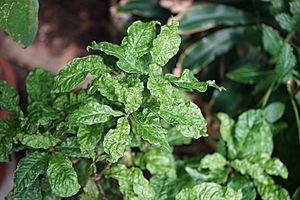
[200,153,227,170]
[290,0,300,26]
[0,0,38,46]
[115,75,144,113]
[17,132,60,149]
[103,117,130,163]
[185,167,229,185]
[150,176,178,200]
[26,67,55,104]
[13,151,48,192]
[275,42,296,83]
[7,179,42,200]
[0,80,20,114]
[67,101,124,126]
[80,179,100,200]
[47,153,81,197]
[228,174,256,200]
[134,148,176,177]
[78,125,103,157]
[217,113,237,159]
[275,13,295,31]
[178,28,244,70]
[262,25,283,56]
[105,164,155,199]
[260,157,288,179]
[292,186,300,200]
[131,112,171,151]
[150,20,181,67]
[177,4,254,34]
[256,182,291,200]
[176,182,243,200]
[263,102,285,123]
[0,119,13,162]
[165,69,225,92]
[148,75,207,139]
[166,127,192,146]
[55,137,83,157]
[54,55,110,93]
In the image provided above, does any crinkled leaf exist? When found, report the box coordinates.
[262,25,283,56]
[103,117,130,163]
[54,55,110,92]
[165,69,225,92]
[263,102,285,123]
[105,164,155,200]
[176,182,243,200]
[200,153,227,170]
[150,176,178,200]
[13,151,48,192]
[134,148,176,177]
[275,42,296,83]
[131,112,171,151]
[290,0,300,26]
[115,75,144,113]
[47,153,81,197]
[260,157,288,179]
[0,80,20,114]
[88,73,118,100]
[17,132,60,149]
[78,125,103,158]
[185,167,229,185]
[55,137,83,157]
[26,67,54,103]
[0,0,38,47]
[150,20,181,67]
[256,182,291,200]
[0,119,14,162]
[7,179,42,200]
[228,174,256,200]
[67,101,123,126]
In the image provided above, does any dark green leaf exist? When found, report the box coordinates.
[0,119,13,162]
[13,151,48,192]
[0,80,20,114]
[262,25,283,56]
[228,174,256,200]
[150,176,178,200]
[55,137,83,157]
[7,179,42,200]
[179,28,244,70]
[0,0,38,46]
[78,125,103,158]
[292,186,300,200]
[103,117,130,163]
[67,101,123,126]
[263,102,285,123]
[177,4,254,34]
[17,132,60,149]
[47,153,81,197]
[290,0,300,26]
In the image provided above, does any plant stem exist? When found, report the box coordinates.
[261,79,276,107]
[287,83,300,142]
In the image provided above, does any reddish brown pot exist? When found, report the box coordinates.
[0,57,17,187]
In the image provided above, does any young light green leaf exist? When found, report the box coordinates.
[176,182,243,200]
[0,80,20,114]
[228,174,257,200]
[78,125,103,157]
[262,25,283,56]
[13,151,48,192]
[67,101,124,126]
[150,20,181,67]
[134,148,176,177]
[26,67,54,104]
[165,69,225,92]
[200,153,227,170]
[54,55,110,93]
[275,13,295,31]
[115,75,144,113]
[105,164,155,200]
[131,112,171,151]
[275,42,296,83]
[256,182,291,200]
[0,0,38,47]
[17,132,60,149]
[47,153,81,197]
[103,117,130,163]
[263,102,285,123]
[260,157,288,179]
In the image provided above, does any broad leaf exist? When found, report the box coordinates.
[13,151,48,192]
[88,73,118,100]
[262,25,283,56]
[185,167,229,185]
[275,13,295,31]
[78,125,103,157]
[263,102,285,123]
[228,174,256,200]
[0,119,14,162]
[7,179,42,200]
[177,4,254,34]
[17,132,60,149]
[103,117,130,163]
[0,80,20,114]
[56,137,83,157]
[200,153,227,170]
[0,0,38,46]
[256,182,291,200]
[260,157,288,179]
[67,101,123,126]
[47,153,81,197]
[150,176,178,200]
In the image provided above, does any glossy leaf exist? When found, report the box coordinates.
[262,25,283,56]
[103,117,130,163]
[54,55,109,93]
[185,167,229,185]
[263,102,285,123]
[256,182,291,200]
[78,125,103,156]
[17,132,60,149]
[228,174,256,200]
[0,80,20,114]
[13,151,48,192]
[67,101,124,126]
[0,0,38,46]
[178,28,244,70]
[177,4,254,34]
[260,157,288,179]
[200,153,227,170]
[47,153,81,197]
[56,137,83,157]
[176,182,243,200]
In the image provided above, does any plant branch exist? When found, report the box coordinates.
[287,80,300,142]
